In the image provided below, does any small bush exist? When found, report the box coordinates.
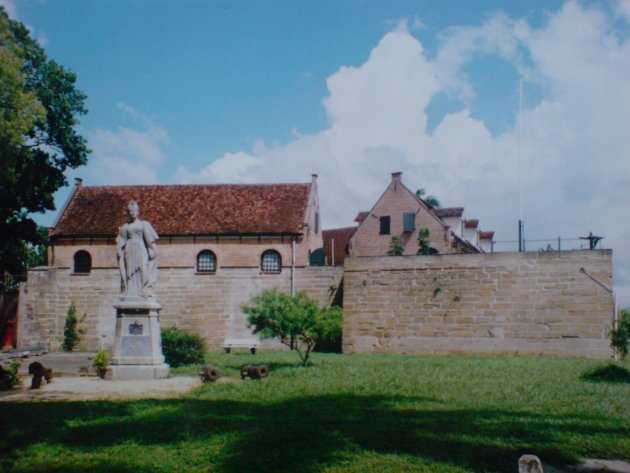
[161,327,206,367]
[610,309,630,360]
[243,288,343,366]
[0,360,22,389]
[62,302,85,352]
[92,350,109,379]
[387,236,404,256]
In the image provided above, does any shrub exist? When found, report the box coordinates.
[242,288,343,366]
[161,327,206,367]
[62,302,85,352]
[610,309,630,360]
[92,350,109,379]
[387,236,404,256]
[0,360,21,389]
[417,228,431,255]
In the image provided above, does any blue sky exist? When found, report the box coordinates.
[4,0,630,301]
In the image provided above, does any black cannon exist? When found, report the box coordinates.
[199,365,221,382]
[240,364,270,380]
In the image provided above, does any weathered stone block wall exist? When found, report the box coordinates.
[343,250,614,358]
[18,265,344,352]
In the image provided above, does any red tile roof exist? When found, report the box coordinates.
[479,231,495,240]
[464,219,479,229]
[322,227,357,265]
[354,211,369,223]
[52,183,312,237]
[434,207,464,218]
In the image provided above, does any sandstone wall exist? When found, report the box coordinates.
[18,265,343,352]
[19,250,614,359]
[343,250,613,358]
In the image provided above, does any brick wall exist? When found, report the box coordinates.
[51,234,318,270]
[18,265,343,352]
[349,174,449,257]
[343,250,613,358]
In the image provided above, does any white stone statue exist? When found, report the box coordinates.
[116,200,159,299]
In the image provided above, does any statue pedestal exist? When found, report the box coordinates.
[108,297,169,380]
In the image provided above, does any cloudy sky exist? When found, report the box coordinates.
[4,0,630,302]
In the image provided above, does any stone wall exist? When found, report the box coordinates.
[18,250,614,359]
[342,250,614,358]
[18,265,343,352]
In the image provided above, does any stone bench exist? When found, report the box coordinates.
[223,338,260,354]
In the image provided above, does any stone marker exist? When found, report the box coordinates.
[109,201,169,380]
[518,454,544,473]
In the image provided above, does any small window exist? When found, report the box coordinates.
[261,250,281,273]
[197,250,217,273]
[73,250,91,274]
[403,212,416,232]
[314,212,320,234]
[379,216,391,235]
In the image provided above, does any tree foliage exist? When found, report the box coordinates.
[161,327,206,367]
[611,309,630,360]
[242,288,343,366]
[0,8,89,284]
[62,302,85,352]
[415,188,440,208]
[387,236,404,256]
[417,228,431,255]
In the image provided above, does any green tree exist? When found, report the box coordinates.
[242,288,343,366]
[611,309,630,360]
[387,236,404,256]
[0,8,89,285]
[62,302,85,352]
[415,188,440,208]
[417,228,431,255]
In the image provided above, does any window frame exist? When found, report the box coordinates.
[379,215,391,235]
[403,212,416,233]
[73,250,92,274]
[196,250,217,273]
[261,249,282,274]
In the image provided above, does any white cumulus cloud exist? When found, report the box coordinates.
[177,3,630,298]
[86,103,168,185]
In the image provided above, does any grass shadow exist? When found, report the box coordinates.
[3,393,626,473]
[581,364,630,384]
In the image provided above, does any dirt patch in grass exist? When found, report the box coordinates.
[0,375,202,401]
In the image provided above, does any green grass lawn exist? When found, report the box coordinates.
[1,352,629,473]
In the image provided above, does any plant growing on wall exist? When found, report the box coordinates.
[417,228,431,255]
[62,302,85,352]
[610,309,630,360]
[242,288,343,366]
[387,236,404,256]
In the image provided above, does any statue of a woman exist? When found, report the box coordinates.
[116,201,159,299]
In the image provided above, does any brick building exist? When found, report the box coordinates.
[323,172,493,263]
[49,175,323,275]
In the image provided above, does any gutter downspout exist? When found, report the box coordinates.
[291,237,296,296]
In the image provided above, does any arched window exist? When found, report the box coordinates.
[73,250,92,274]
[197,250,217,273]
[261,250,281,273]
